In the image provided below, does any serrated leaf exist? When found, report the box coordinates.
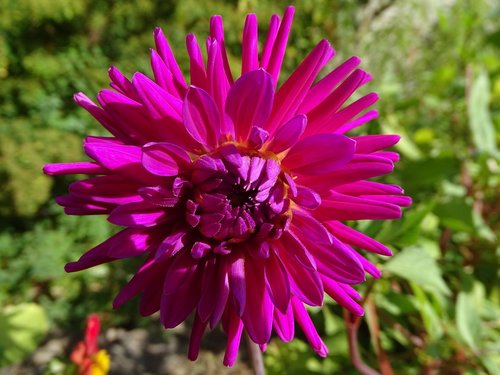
[384,246,450,296]
[0,303,49,366]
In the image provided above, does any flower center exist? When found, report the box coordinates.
[228,184,257,208]
[185,144,290,247]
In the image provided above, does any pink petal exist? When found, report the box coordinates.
[242,14,259,74]
[209,15,233,84]
[283,133,355,175]
[155,230,187,259]
[315,192,402,221]
[273,242,324,306]
[142,142,191,176]
[351,249,382,279]
[291,210,331,245]
[150,49,180,97]
[69,175,141,205]
[300,56,361,113]
[153,27,187,96]
[113,255,168,309]
[296,154,394,191]
[108,66,137,99]
[273,303,295,342]
[210,258,230,328]
[303,235,366,284]
[106,227,161,258]
[280,231,317,270]
[361,195,412,207]
[96,90,155,144]
[198,257,230,327]
[326,92,379,133]
[264,251,290,313]
[139,283,163,317]
[132,72,183,121]
[223,309,243,367]
[190,242,211,258]
[242,258,273,344]
[334,109,379,134]
[248,126,270,150]
[43,162,108,176]
[260,14,280,68]
[186,34,207,89]
[333,180,404,196]
[375,151,400,162]
[139,186,179,208]
[65,228,156,273]
[188,313,207,361]
[353,134,401,153]
[292,186,321,210]
[322,277,364,316]
[160,254,203,328]
[267,114,306,154]
[326,221,393,256]
[108,201,170,227]
[73,93,126,141]
[291,298,328,357]
[266,39,333,133]
[55,195,111,215]
[225,69,274,142]
[183,86,221,147]
[265,6,295,86]
[206,39,230,117]
[229,254,246,316]
[305,69,369,136]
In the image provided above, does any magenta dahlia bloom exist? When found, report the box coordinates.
[44,6,410,366]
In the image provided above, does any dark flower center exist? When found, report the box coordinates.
[228,184,257,208]
[185,144,290,247]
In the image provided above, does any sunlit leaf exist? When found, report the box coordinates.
[456,292,482,351]
[467,69,498,155]
[0,303,49,366]
[384,246,450,296]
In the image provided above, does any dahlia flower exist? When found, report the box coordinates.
[44,6,410,366]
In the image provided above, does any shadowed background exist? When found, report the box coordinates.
[0,0,498,374]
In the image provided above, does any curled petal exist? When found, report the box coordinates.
[267,114,306,154]
[183,86,221,147]
[225,69,274,142]
[142,142,191,176]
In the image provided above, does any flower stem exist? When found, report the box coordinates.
[245,332,265,375]
[344,309,381,375]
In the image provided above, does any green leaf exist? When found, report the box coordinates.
[456,292,482,351]
[0,303,49,366]
[384,246,450,296]
[434,198,475,233]
[411,283,444,340]
[467,69,498,155]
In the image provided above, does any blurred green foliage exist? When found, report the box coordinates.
[0,0,498,373]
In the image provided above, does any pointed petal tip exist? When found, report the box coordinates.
[64,262,78,273]
[315,342,329,358]
[153,27,164,37]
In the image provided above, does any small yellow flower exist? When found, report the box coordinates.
[90,349,110,375]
